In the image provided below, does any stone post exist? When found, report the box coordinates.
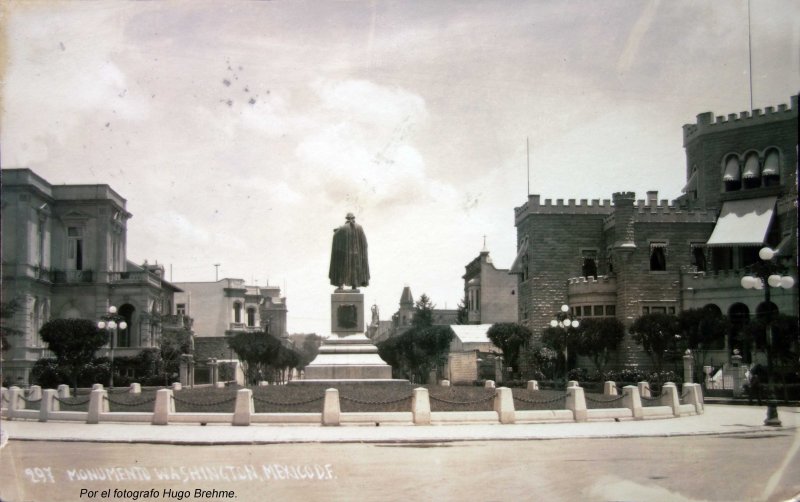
[526,380,539,391]
[484,380,496,389]
[39,389,59,422]
[637,381,651,398]
[730,351,745,397]
[87,389,109,424]
[323,388,340,426]
[92,383,104,391]
[440,380,451,387]
[622,385,643,420]
[208,358,219,386]
[494,387,515,424]
[28,385,42,401]
[565,383,587,422]
[683,350,695,384]
[412,387,431,425]
[172,382,182,392]
[130,383,141,394]
[152,389,174,426]
[57,385,70,398]
[603,381,618,396]
[0,386,7,409]
[179,354,193,387]
[233,389,254,426]
[567,380,580,389]
[660,382,681,417]
[683,383,704,413]
[7,387,24,419]
[258,381,269,387]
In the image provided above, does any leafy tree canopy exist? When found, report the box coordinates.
[487,323,532,373]
[574,317,625,373]
[40,318,109,390]
[411,294,435,329]
[629,313,681,372]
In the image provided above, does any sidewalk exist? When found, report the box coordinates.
[2,404,798,445]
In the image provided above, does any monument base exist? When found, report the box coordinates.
[303,334,393,380]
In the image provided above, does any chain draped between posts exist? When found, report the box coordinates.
[53,396,91,406]
[20,395,42,404]
[429,393,495,405]
[172,395,238,407]
[105,395,157,407]
[252,394,326,407]
[339,393,413,405]
[512,393,568,405]
[584,394,625,404]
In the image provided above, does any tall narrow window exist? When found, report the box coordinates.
[742,153,761,189]
[233,302,242,324]
[723,156,741,191]
[650,242,667,271]
[581,250,598,278]
[247,307,256,327]
[67,227,84,270]
[762,150,780,187]
[691,244,707,272]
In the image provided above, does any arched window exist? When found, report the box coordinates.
[762,150,780,187]
[233,302,242,324]
[247,307,256,327]
[702,304,722,316]
[723,156,741,191]
[728,303,750,326]
[742,153,761,189]
[755,301,779,323]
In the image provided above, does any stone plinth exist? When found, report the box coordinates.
[304,290,393,381]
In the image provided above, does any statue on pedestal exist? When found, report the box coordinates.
[329,213,370,290]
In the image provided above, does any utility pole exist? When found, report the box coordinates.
[214,263,220,281]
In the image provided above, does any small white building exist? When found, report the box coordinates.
[446,324,502,384]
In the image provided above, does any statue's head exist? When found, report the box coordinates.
[346,212,355,221]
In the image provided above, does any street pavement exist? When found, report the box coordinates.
[2,404,798,445]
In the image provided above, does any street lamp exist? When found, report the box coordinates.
[740,246,795,427]
[550,304,580,384]
[97,305,127,388]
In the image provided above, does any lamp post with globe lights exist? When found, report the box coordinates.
[740,246,795,427]
[550,304,580,384]
[97,306,128,388]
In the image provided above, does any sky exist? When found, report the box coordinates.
[2,0,799,336]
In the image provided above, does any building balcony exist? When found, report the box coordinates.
[108,271,163,288]
[162,314,193,330]
[50,269,94,284]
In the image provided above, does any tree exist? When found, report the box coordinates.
[1,298,23,356]
[227,331,275,385]
[487,323,532,375]
[377,325,454,383]
[411,294,435,329]
[160,328,193,382]
[677,308,728,351]
[574,318,625,374]
[541,326,581,378]
[456,295,468,324]
[629,313,680,373]
[40,318,108,392]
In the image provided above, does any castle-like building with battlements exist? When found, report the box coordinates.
[512,95,798,370]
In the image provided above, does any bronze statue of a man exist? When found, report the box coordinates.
[329,213,370,290]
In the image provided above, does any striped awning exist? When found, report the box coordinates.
[723,158,740,182]
[706,197,776,247]
[742,156,760,179]
[762,152,779,176]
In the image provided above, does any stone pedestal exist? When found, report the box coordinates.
[303,290,393,381]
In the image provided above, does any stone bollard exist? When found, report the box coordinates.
[215,382,226,389]
[527,380,539,391]
[28,385,43,401]
[152,389,175,426]
[412,387,431,425]
[484,380,496,389]
[731,352,746,397]
[622,385,643,420]
[637,381,651,398]
[87,389,109,424]
[7,387,25,419]
[172,382,182,392]
[494,387,515,424]
[57,385,70,398]
[258,381,269,387]
[567,380,580,389]
[565,383,587,422]
[1,386,7,408]
[603,381,618,396]
[660,382,681,417]
[322,388,340,426]
[130,383,142,394]
[233,389,253,426]
[92,383,104,391]
[39,389,59,422]
[683,350,695,384]
[682,383,704,414]
[440,380,451,387]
